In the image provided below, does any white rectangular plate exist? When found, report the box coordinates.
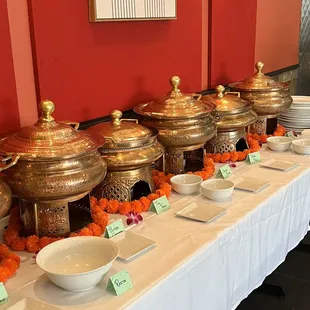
[260,160,298,171]
[234,177,270,193]
[7,298,61,310]
[115,232,156,261]
[175,202,226,223]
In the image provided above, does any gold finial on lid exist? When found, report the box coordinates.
[111,110,122,126]
[215,85,225,99]
[255,61,264,75]
[169,76,182,98]
[39,100,55,122]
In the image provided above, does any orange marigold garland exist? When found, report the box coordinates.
[0,244,20,283]
[248,124,286,143]
[2,201,109,256]
[206,125,286,164]
[91,156,215,215]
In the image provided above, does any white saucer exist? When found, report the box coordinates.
[234,177,270,192]
[175,202,226,223]
[114,232,156,261]
[260,159,298,172]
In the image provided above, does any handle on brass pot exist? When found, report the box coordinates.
[225,91,240,98]
[215,85,240,98]
[193,94,202,101]
[60,121,80,130]
[104,136,118,145]
[0,154,20,172]
[213,113,222,122]
[110,110,138,126]
[122,119,139,124]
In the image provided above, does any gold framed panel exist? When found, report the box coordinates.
[89,0,177,22]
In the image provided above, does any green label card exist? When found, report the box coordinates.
[105,220,125,238]
[216,164,232,179]
[286,131,295,138]
[149,196,171,214]
[0,283,8,306]
[107,269,133,296]
[246,152,261,164]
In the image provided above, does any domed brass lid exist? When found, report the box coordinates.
[134,76,215,119]
[0,100,104,159]
[228,62,289,91]
[203,85,252,115]
[87,110,156,149]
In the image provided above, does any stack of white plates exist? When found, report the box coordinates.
[279,96,310,132]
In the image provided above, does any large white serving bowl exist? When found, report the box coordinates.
[170,174,203,195]
[36,236,119,292]
[201,179,234,201]
[266,136,292,152]
[292,139,310,155]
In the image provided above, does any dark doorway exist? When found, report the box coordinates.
[184,148,204,172]
[131,181,151,201]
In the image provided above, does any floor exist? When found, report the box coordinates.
[236,232,310,310]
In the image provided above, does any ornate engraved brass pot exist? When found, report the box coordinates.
[229,62,293,134]
[134,76,216,174]
[0,155,19,219]
[0,100,107,237]
[87,110,163,201]
[203,85,258,153]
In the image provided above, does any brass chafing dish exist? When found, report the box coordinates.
[87,110,164,201]
[134,76,216,174]
[229,62,293,134]
[0,100,107,237]
[0,155,19,218]
[203,85,258,153]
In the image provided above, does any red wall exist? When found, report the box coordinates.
[29,0,206,122]
[209,0,257,87]
[255,0,302,72]
[0,1,20,136]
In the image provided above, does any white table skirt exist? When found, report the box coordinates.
[2,146,310,310]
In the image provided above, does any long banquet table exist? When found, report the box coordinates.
[2,146,310,310]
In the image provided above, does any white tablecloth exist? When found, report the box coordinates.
[2,146,310,310]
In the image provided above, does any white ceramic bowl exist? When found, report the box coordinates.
[292,139,310,155]
[36,236,119,292]
[170,174,203,195]
[201,179,234,201]
[266,136,292,152]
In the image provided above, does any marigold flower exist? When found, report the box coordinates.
[87,223,102,236]
[131,200,143,213]
[2,258,19,273]
[106,200,119,214]
[11,238,26,251]
[78,228,93,236]
[0,266,11,282]
[140,197,152,212]
[26,235,40,253]
[147,193,159,202]
[98,198,109,211]
[155,189,166,197]
[38,236,52,249]
[91,204,102,215]
[118,202,132,215]
[90,196,97,206]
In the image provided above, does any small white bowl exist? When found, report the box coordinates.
[201,179,234,201]
[170,174,203,195]
[36,236,119,292]
[266,136,292,152]
[292,139,310,155]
